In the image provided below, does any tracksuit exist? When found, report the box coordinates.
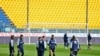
[36,40,46,56]
[88,33,92,45]
[70,40,79,56]
[48,39,57,56]
[17,39,24,56]
[9,39,14,56]
[63,34,69,47]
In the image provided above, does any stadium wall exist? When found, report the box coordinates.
[0,33,100,44]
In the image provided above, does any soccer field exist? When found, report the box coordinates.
[0,44,100,56]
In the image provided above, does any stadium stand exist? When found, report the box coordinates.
[0,0,27,28]
[0,7,14,32]
[0,8,11,25]
[0,0,100,30]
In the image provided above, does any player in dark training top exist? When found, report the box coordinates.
[17,35,24,56]
[48,35,57,56]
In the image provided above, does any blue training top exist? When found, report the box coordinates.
[48,39,56,49]
[63,34,68,42]
[18,40,24,49]
[70,40,79,51]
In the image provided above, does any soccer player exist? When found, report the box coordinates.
[36,37,41,56]
[42,36,47,56]
[70,35,80,56]
[63,33,69,49]
[17,35,24,56]
[9,35,14,56]
[48,35,57,56]
[87,31,92,49]
[36,37,46,56]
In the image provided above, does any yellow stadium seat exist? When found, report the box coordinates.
[0,0,100,29]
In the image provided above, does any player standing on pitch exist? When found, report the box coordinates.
[63,33,69,49]
[9,35,14,56]
[48,35,57,56]
[42,36,47,56]
[70,35,80,56]
[36,37,41,56]
[87,31,92,50]
[36,37,46,56]
[17,35,24,56]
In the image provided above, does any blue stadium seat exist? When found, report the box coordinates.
[0,8,14,32]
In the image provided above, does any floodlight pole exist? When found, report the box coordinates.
[27,0,30,44]
[27,0,29,26]
[86,0,89,45]
[86,0,88,35]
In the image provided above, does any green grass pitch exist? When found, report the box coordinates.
[0,44,100,56]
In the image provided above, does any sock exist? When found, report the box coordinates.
[49,54,51,56]
[53,53,55,56]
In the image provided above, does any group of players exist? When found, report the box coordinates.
[9,35,24,56]
[36,35,57,56]
[36,34,80,56]
[36,32,92,56]
[9,32,92,56]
